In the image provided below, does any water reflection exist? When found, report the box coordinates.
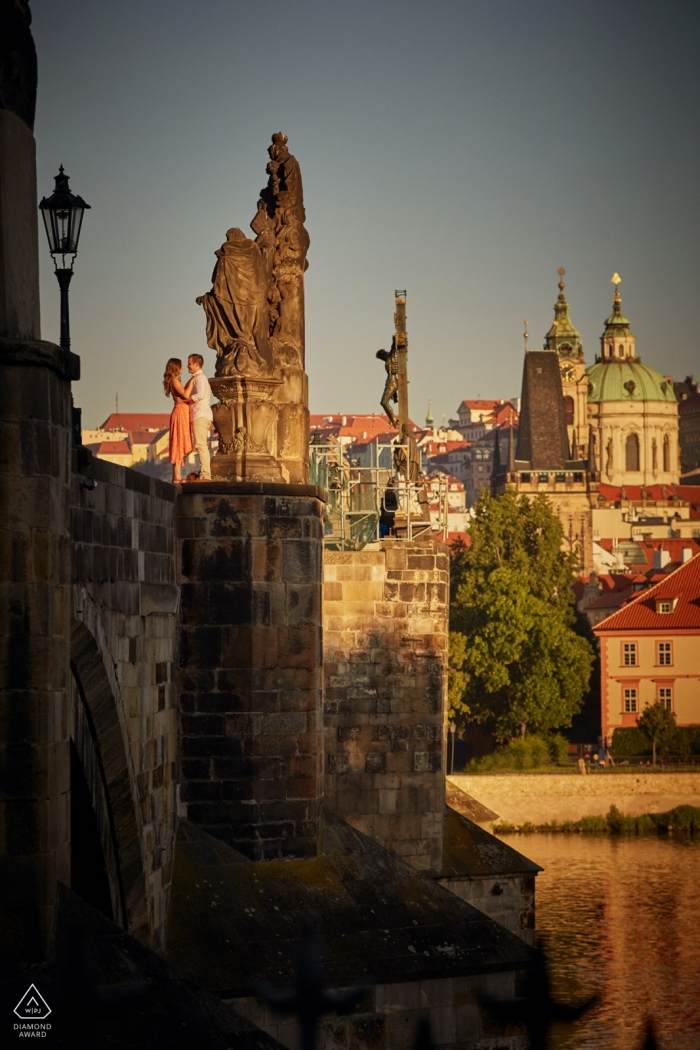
[497,834,700,1050]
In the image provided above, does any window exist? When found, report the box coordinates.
[563,395,574,426]
[656,599,676,614]
[538,473,548,483]
[663,434,670,473]
[622,642,637,666]
[555,473,566,483]
[657,642,672,666]
[658,687,673,710]
[623,688,638,713]
[625,433,640,472]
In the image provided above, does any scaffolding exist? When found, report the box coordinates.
[309,439,447,550]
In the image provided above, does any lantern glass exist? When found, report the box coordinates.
[38,167,90,260]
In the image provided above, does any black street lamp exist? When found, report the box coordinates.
[39,166,90,350]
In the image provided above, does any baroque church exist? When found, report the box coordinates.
[493,272,682,573]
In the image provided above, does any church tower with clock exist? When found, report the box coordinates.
[546,268,590,459]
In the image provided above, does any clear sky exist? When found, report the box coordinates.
[32,0,699,429]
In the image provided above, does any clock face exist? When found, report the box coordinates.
[560,363,575,382]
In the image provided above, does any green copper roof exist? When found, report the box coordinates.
[603,291,633,336]
[544,272,582,355]
[586,359,677,403]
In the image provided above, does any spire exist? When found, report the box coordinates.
[425,398,434,429]
[601,273,635,359]
[544,267,582,356]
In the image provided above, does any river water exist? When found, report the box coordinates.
[497,834,700,1050]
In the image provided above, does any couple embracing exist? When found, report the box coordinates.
[162,353,213,484]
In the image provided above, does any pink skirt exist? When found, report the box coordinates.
[169,400,192,465]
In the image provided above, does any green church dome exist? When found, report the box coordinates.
[586,359,677,403]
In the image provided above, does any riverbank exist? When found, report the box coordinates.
[448,771,700,826]
[493,803,700,834]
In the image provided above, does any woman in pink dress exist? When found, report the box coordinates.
[163,358,194,484]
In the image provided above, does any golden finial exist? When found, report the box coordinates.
[523,320,529,352]
[611,272,622,303]
[557,266,566,291]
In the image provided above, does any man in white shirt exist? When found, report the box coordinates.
[188,354,214,481]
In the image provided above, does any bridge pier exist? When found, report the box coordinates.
[176,483,325,860]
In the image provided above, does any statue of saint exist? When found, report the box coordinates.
[394,422,422,482]
[376,339,399,427]
[196,220,276,377]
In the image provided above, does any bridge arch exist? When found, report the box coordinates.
[70,619,149,941]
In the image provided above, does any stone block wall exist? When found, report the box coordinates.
[323,538,449,872]
[176,484,324,861]
[0,342,75,967]
[437,875,536,946]
[71,453,178,948]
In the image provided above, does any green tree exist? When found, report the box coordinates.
[448,490,594,741]
[637,702,677,765]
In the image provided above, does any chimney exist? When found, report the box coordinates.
[653,548,671,570]
[682,547,693,564]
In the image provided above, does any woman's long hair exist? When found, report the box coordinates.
[163,358,182,397]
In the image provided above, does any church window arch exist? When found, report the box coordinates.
[619,344,624,357]
[563,396,574,426]
[625,433,640,472]
[652,438,658,472]
[663,433,670,473]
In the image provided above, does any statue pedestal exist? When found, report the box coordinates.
[210,375,284,483]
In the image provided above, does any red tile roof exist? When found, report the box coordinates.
[626,538,700,571]
[94,441,132,456]
[101,413,170,431]
[596,482,700,517]
[593,553,700,632]
[129,429,166,446]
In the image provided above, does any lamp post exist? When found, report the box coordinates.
[39,166,90,350]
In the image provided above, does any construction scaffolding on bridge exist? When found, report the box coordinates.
[309,438,447,550]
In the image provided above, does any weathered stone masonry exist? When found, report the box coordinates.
[0,340,76,966]
[70,453,178,948]
[323,538,449,872]
[176,484,324,861]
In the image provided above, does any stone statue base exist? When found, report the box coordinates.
[210,375,285,483]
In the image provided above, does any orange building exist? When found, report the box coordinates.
[594,553,700,737]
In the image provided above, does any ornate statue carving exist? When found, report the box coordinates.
[196,133,310,483]
[394,422,422,483]
[376,340,399,427]
[196,220,276,377]
[262,133,310,368]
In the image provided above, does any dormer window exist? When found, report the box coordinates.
[656,598,677,614]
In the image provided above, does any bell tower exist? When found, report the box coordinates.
[547,269,589,460]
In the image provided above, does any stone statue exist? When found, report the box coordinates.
[394,422,422,482]
[263,133,310,368]
[195,133,311,483]
[376,339,399,427]
[394,423,430,521]
[196,221,276,377]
